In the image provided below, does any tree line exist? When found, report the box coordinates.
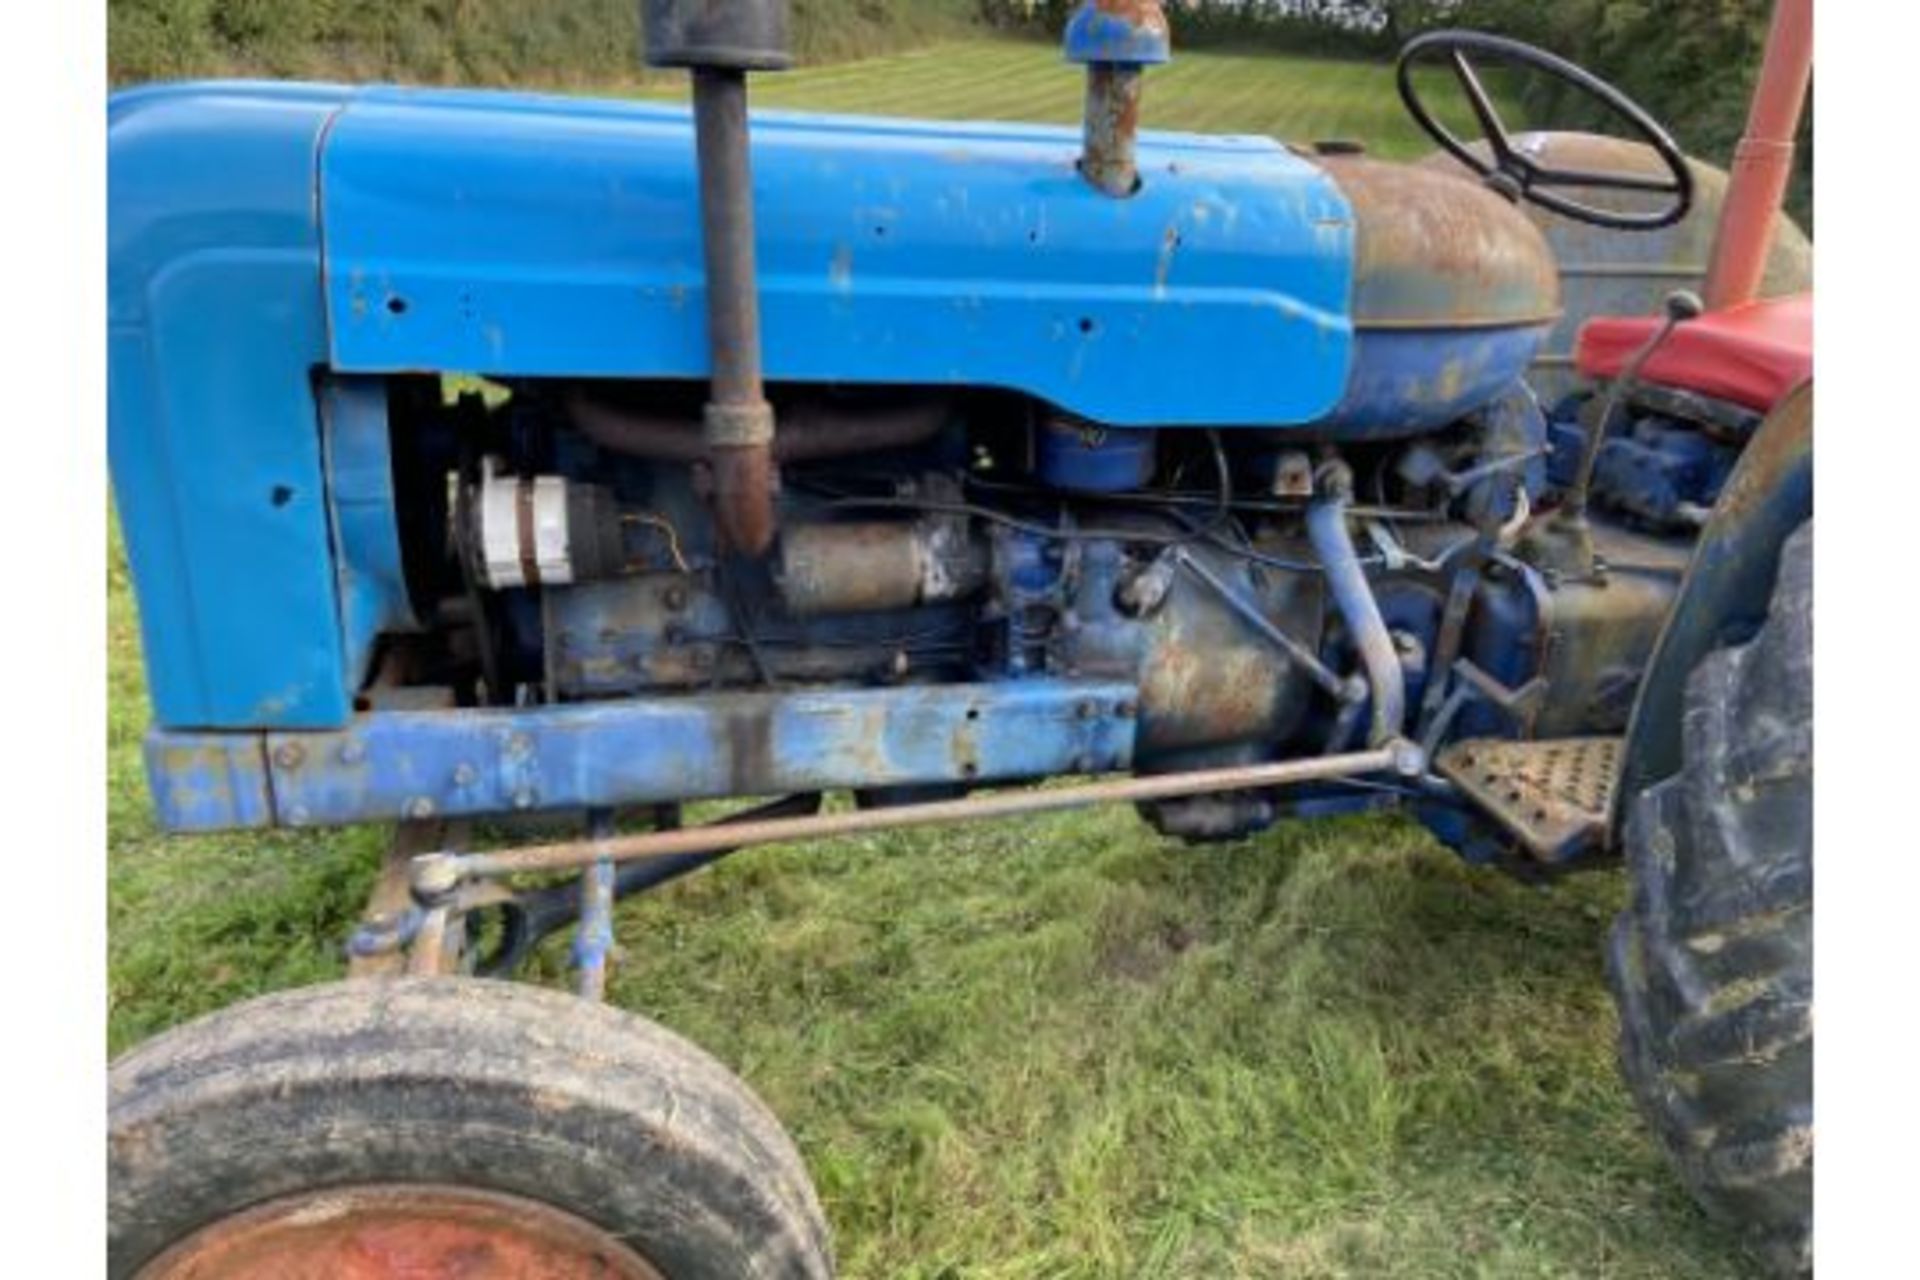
[980,0,1810,227]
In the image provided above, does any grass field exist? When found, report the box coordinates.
[660,38,1456,160]
[109,40,1752,1278]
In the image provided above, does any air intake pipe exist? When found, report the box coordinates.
[640,0,790,556]
[1307,463,1406,747]
[1063,0,1171,197]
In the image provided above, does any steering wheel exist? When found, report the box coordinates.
[1396,30,1694,231]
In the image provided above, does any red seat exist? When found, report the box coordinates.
[1574,293,1812,413]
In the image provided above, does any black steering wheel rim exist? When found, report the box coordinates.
[1396,29,1694,232]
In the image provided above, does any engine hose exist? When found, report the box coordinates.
[566,392,949,464]
[1307,489,1405,746]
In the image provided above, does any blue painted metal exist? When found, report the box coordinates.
[539,573,977,700]
[1591,425,1734,526]
[1036,420,1158,491]
[317,86,1355,427]
[1615,380,1811,822]
[1063,0,1172,65]
[573,808,618,998]
[1318,327,1549,436]
[149,679,1138,831]
[109,83,360,728]
[1307,496,1405,744]
[320,377,417,685]
[143,732,276,829]
[1546,398,1738,528]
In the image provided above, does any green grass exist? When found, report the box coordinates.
[109,42,1752,1278]
[638,38,1468,162]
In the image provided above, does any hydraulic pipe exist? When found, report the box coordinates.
[1701,0,1812,310]
[1307,480,1406,746]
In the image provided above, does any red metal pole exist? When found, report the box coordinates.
[1701,0,1813,311]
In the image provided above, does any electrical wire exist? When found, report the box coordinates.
[619,511,690,573]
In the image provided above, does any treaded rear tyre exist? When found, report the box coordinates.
[108,977,833,1279]
[1608,522,1812,1275]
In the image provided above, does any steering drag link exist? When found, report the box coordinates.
[410,741,1424,899]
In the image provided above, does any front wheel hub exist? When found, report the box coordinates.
[139,1184,664,1279]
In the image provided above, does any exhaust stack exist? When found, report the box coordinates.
[641,0,791,556]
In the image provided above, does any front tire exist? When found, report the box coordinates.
[1608,522,1812,1274]
[108,978,833,1278]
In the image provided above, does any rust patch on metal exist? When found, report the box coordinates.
[778,522,926,615]
[1417,132,1811,400]
[1713,379,1812,523]
[137,1184,663,1279]
[1081,64,1146,197]
[1319,154,1561,330]
[347,821,453,980]
[569,392,947,464]
[709,440,776,556]
[1092,0,1170,34]
[1436,736,1621,861]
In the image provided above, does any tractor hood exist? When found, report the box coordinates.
[314,84,1358,426]
[111,83,1559,443]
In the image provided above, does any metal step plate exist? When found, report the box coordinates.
[1435,737,1622,862]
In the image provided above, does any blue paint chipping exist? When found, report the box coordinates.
[1063,4,1172,66]
[150,680,1140,832]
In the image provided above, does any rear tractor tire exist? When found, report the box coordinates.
[108,977,833,1279]
[1608,522,1812,1274]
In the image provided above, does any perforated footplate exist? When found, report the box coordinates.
[1435,737,1622,862]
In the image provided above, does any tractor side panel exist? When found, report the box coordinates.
[108,84,362,729]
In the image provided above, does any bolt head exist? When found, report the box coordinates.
[1388,740,1427,778]
[409,852,464,902]
[272,742,305,770]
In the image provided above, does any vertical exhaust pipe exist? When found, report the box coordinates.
[641,0,790,556]
[1063,0,1171,198]
[1700,0,1812,311]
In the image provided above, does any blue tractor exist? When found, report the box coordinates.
[107,0,1813,1274]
